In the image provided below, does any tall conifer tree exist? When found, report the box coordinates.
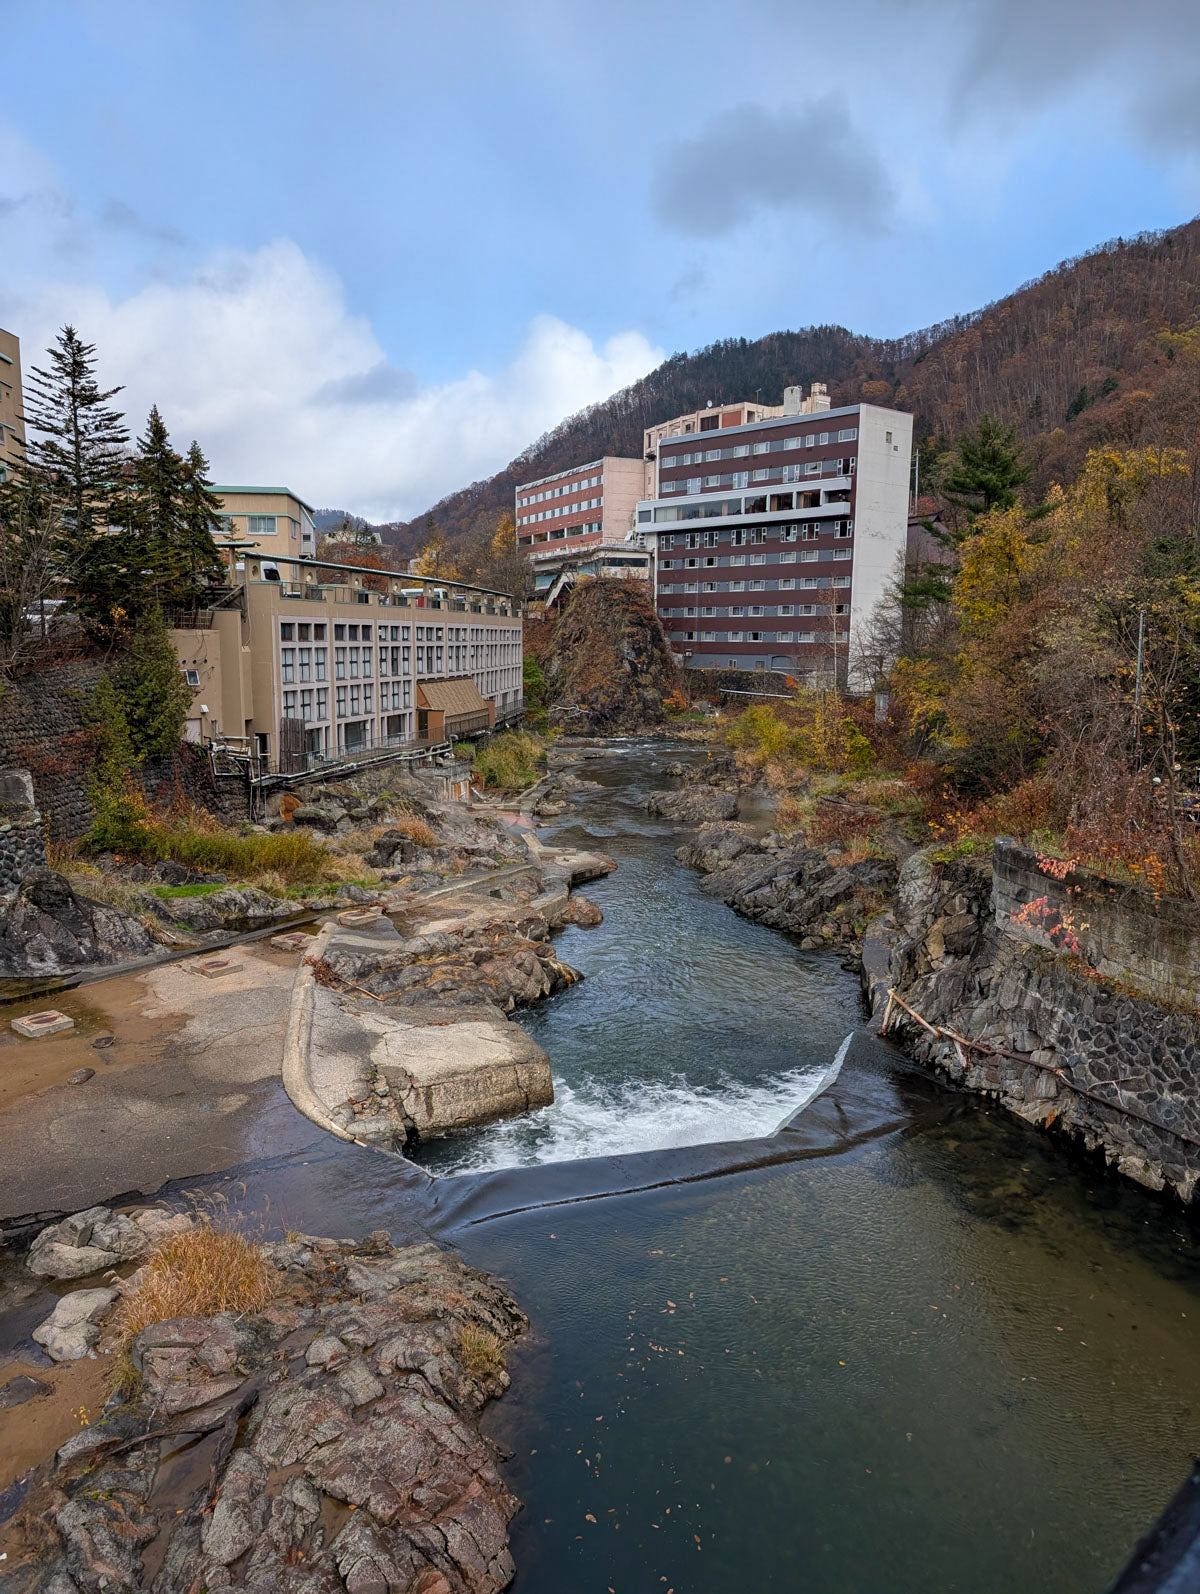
[179,440,226,592]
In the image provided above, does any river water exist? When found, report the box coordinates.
[11,744,1200,1592]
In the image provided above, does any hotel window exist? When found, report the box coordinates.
[833,548,852,560]
[283,690,297,717]
[436,647,443,670]
[838,428,858,441]
[779,578,795,589]
[297,623,311,641]
[802,576,819,588]
[298,649,311,682]
[300,690,313,722]
[184,669,200,688]
[364,684,373,713]
[315,649,327,680]
[334,623,346,640]
[336,687,347,717]
[402,646,411,672]
[280,622,294,640]
[248,515,276,535]
[361,647,372,677]
[780,551,796,563]
[753,442,769,455]
[316,689,328,719]
[350,685,361,714]
[801,549,818,562]
[833,575,851,588]
[314,624,327,641]
[779,605,794,616]
[798,631,816,643]
[731,606,745,617]
[335,648,346,679]
[281,649,295,683]
[749,605,765,617]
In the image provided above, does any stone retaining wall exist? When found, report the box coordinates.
[0,661,248,838]
[0,769,47,892]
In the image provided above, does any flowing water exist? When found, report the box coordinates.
[10,743,1200,1592]
[411,745,857,1173]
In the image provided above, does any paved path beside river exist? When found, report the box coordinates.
[0,943,322,1223]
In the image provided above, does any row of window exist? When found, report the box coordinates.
[669,604,850,618]
[663,428,856,467]
[663,576,852,595]
[662,522,852,549]
[647,489,851,523]
[281,680,415,723]
[518,520,603,546]
[517,496,602,527]
[517,473,601,508]
[670,630,850,645]
[662,462,853,493]
[662,550,853,578]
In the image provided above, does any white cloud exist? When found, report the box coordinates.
[1,128,661,523]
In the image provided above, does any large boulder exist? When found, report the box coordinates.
[0,869,154,975]
[28,1204,192,1278]
[290,800,349,834]
[32,1287,118,1360]
[647,785,739,824]
[163,885,296,932]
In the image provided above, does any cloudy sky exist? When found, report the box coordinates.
[3,0,1199,520]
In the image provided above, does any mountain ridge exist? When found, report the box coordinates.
[367,218,1200,559]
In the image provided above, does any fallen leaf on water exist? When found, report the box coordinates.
[585,1514,596,1523]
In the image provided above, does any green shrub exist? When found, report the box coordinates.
[474,731,544,790]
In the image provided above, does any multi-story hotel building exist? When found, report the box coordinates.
[515,455,644,557]
[0,328,26,484]
[170,550,522,771]
[641,388,912,687]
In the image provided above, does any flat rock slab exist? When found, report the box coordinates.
[337,907,383,928]
[361,1003,553,1138]
[12,1010,75,1038]
[269,932,312,951]
[194,957,244,979]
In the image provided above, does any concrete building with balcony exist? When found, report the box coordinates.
[170,551,522,773]
[0,328,26,484]
[212,485,317,559]
[640,386,912,689]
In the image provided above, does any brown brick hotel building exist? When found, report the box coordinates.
[640,388,913,687]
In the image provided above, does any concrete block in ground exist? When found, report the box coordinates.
[338,908,382,928]
[195,957,243,979]
[12,1010,74,1038]
[365,1003,553,1138]
[270,932,311,951]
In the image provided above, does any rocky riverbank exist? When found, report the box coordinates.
[301,843,614,1149]
[0,1209,527,1594]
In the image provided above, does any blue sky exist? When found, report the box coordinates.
[3,0,1198,519]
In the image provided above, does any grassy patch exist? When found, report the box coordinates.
[474,731,544,791]
[150,882,227,899]
[458,1323,506,1381]
[108,1226,277,1399]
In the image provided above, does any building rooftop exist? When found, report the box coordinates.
[213,484,317,514]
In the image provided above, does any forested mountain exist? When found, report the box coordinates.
[386,219,1200,558]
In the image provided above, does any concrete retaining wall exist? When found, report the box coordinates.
[995,840,1200,1001]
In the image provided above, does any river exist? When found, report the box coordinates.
[11,744,1200,1591]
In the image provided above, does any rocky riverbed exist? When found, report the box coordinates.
[0,1209,527,1594]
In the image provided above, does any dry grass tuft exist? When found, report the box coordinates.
[108,1226,277,1398]
[458,1323,506,1381]
[391,814,438,849]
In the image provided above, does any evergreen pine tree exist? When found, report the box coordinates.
[22,326,129,542]
[117,605,194,760]
[130,405,189,610]
[942,416,1031,521]
[179,440,226,593]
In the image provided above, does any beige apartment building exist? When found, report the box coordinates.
[171,550,523,771]
[0,328,26,483]
[212,485,317,558]
[515,455,644,553]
